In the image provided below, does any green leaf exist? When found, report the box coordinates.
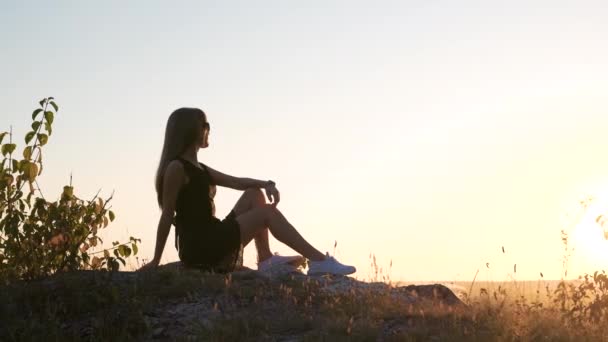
[31,121,41,131]
[12,159,18,172]
[3,174,14,185]
[39,99,46,107]
[23,146,32,160]
[32,108,43,120]
[44,111,54,124]
[62,185,73,198]
[1,143,16,156]
[49,101,58,112]
[0,132,7,145]
[25,131,36,144]
[108,210,115,222]
[20,160,29,173]
[25,163,38,181]
[44,122,53,136]
[37,133,48,146]
[132,243,138,255]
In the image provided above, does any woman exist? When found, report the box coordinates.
[138,107,356,276]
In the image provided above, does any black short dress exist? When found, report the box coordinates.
[172,157,243,273]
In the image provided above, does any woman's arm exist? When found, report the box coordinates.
[206,165,269,191]
[151,161,185,263]
[151,211,173,263]
[235,177,270,190]
[205,165,279,205]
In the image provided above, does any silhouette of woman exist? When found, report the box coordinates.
[139,107,356,275]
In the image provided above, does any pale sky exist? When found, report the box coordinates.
[2,1,608,281]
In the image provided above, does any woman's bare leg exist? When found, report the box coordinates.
[230,188,272,262]
[235,204,326,261]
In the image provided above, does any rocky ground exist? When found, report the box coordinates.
[1,262,468,341]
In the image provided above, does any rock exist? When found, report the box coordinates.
[1,261,466,341]
[152,326,165,337]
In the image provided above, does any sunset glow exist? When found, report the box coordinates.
[2,1,608,282]
[569,190,608,274]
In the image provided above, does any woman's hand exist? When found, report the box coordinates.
[264,183,280,207]
[137,258,160,272]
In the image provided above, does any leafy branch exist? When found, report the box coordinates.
[0,97,141,282]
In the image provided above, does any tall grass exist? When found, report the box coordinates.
[4,235,608,340]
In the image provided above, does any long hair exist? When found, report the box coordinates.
[155,107,206,209]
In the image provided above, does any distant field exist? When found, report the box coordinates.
[395,279,580,302]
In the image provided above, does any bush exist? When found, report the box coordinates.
[0,97,140,284]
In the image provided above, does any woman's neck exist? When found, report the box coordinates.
[180,145,199,164]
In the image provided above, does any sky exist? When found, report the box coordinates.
[2,1,608,282]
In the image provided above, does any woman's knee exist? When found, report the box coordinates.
[244,187,265,206]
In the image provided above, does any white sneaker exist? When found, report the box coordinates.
[307,252,356,276]
[258,253,306,273]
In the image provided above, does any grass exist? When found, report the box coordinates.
[3,255,608,341]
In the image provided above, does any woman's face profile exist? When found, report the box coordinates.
[198,116,210,149]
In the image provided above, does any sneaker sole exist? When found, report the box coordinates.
[261,264,303,275]
[307,268,356,276]
[258,256,306,272]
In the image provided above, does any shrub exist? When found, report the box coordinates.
[0,97,140,284]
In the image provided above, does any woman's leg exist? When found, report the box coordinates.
[230,188,272,262]
[235,204,326,262]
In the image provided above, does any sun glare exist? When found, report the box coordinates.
[571,192,608,272]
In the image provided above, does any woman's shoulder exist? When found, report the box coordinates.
[168,158,185,168]
[166,159,186,176]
